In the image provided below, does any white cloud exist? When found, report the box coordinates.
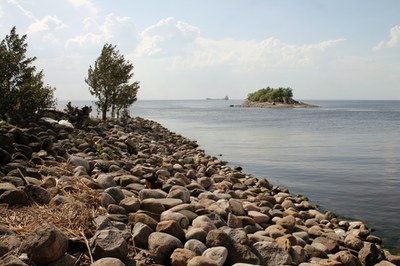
[7,0,36,20]
[28,15,66,34]
[135,17,344,71]
[135,17,200,56]
[0,5,3,17]
[373,25,400,51]
[68,0,97,15]
[66,14,134,48]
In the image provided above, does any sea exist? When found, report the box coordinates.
[60,99,400,252]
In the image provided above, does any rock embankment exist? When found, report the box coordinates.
[0,116,399,265]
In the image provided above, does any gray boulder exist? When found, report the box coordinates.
[252,241,292,266]
[90,229,128,260]
[20,223,68,264]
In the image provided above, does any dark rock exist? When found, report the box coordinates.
[107,204,126,215]
[47,254,77,266]
[358,243,385,266]
[0,189,30,206]
[100,192,117,208]
[132,222,153,249]
[24,184,51,204]
[104,187,125,204]
[206,229,260,265]
[0,148,12,164]
[20,223,68,264]
[90,229,128,260]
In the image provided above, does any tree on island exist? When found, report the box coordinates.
[85,43,140,120]
[0,27,56,117]
[247,87,297,104]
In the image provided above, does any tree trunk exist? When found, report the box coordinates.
[111,104,115,118]
[102,106,107,121]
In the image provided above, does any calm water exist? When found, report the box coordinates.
[61,99,400,251]
[130,100,400,252]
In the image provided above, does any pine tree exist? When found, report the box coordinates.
[85,44,139,120]
[0,27,56,116]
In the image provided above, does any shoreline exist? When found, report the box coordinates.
[0,115,398,265]
[235,100,320,108]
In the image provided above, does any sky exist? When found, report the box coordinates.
[0,0,399,101]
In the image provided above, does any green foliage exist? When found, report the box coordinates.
[0,27,56,116]
[85,43,140,120]
[247,86,294,103]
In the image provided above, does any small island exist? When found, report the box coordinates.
[238,87,318,108]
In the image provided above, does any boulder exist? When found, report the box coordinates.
[206,229,260,265]
[0,189,30,206]
[20,223,68,264]
[141,198,166,214]
[358,243,385,266]
[90,229,128,260]
[184,239,207,256]
[68,155,90,173]
[248,210,270,224]
[132,222,153,249]
[167,185,191,203]
[148,232,183,264]
[24,184,51,204]
[90,257,125,266]
[202,246,228,266]
[47,254,77,266]
[312,236,339,254]
[156,220,186,242]
[160,210,190,229]
[96,174,117,189]
[252,241,292,266]
[276,215,296,232]
[187,256,219,266]
[119,197,140,213]
[104,187,125,204]
[138,189,167,200]
[170,248,196,266]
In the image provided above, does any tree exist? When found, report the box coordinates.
[0,27,56,116]
[85,44,139,120]
[247,86,295,103]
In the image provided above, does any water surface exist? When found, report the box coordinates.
[130,100,400,252]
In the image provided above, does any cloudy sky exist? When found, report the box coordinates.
[1,0,399,100]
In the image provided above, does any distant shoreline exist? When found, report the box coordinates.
[234,100,319,108]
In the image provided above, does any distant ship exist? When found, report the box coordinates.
[206,96,229,100]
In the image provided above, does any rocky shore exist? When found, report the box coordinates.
[237,100,319,108]
[0,115,399,266]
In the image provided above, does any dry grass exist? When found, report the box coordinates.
[0,179,105,240]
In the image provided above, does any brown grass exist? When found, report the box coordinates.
[0,179,105,239]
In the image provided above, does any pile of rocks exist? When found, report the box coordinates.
[0,116,399,266]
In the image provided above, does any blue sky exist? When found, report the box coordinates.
[1,0,399,100]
